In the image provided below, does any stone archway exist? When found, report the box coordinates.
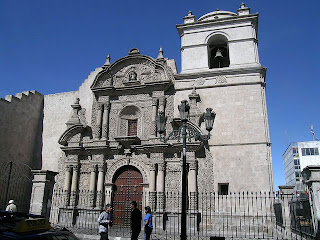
[112,165,143,227]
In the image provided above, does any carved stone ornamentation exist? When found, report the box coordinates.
[189,192,198,211]
[157,192,165,212]
[158,162,166,172]
[70,191,77,207]
[88,192,95,208]
[96,191,104,209]
[149,191,157,212]
[189,161,198,172]
[63,191,70,207]
[215,75,227,84]
[149,163,157,172]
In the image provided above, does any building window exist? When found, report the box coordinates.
[128,119,137,136]
[302,148,319,156]
[119,105,141,137]
[218,183,229,195]
[292,148,299,157]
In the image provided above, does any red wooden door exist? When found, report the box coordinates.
[112,166,143,226]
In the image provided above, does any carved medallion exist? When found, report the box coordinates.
[215,75,227,84]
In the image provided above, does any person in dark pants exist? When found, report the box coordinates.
[98,204,112,240]
[130,201,142,240]
[144,206,153,240]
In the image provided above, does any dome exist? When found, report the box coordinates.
[198,10,236,21]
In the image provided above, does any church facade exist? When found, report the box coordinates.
[1,4,273,223]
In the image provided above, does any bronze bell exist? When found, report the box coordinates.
[215,49,223,58]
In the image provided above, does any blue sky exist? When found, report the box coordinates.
[1,0,319,190]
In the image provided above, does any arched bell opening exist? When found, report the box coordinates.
[208,34,230,69]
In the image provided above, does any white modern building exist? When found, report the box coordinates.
[283,141,320,193]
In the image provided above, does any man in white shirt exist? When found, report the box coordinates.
[5,200,17,212]
[98,204,112,240]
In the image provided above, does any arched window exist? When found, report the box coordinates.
[208,34,230,69]
[119,106,141,136]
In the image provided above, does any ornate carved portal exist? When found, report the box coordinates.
[112,166,143,226]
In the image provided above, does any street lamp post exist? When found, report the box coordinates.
[156,100,216,240]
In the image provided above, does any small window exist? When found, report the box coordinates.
[218,183,229,195]
[128,119,137,136]
[302,148,319,156]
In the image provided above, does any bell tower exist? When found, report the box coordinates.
[177,4,259,73]
[175,4,273,193]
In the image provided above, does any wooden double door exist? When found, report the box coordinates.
[112,166,143,226]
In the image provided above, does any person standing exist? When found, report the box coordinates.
[98,204,112,240]
[144,206,153,240]
[130,201,142,240]
[5,200,17,212]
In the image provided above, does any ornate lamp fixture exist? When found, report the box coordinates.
[156,100,216,240]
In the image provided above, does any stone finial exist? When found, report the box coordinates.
[237,2,250,16]
[156,47,164,60]
[188,87,200,101]
[66,98,82,127]
[103,54,111,68]
[183,10,196,24]
[128,48,140,55]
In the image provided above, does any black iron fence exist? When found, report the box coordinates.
[0,161,32,213]
[289,198,314,237]
[48,190,316,239]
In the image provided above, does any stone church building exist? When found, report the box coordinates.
[1,4,273,224]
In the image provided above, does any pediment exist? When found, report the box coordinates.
[91,54,174,91]
[58,124,85,146]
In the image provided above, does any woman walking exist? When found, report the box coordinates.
[144,206,153,240]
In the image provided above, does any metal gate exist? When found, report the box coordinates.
[112,166,143,226]
[0,161,32,213]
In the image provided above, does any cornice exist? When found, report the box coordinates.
[175,65,266,80]
[176,13,259,36]
[92,80,173,96]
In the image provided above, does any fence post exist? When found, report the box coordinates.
[29,170,58,218]
[302,165,320,239]
[278,185,294,236]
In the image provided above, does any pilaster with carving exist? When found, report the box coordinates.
[63,165,72,207]
[149,163,157,211]
[188,161,198,210]
[89,164,97,208]
[101,102,110,139]
[70,164,79,207]
[96,163,106,209]
[150,97,158,138]
[159,96,166,113]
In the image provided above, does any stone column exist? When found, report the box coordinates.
[159,96,166,113]
[63,165,72,207]
[29,170,58,219]
[157,162,166,211]
[188,161,198,211]
[278,185,294,235]
[150,98,158,138]
[302,165,320,238]
[89,164,97,208]
[96,163,105,209]
[70,164,79,207]
[149,163,157,211]
[101,102,110,140]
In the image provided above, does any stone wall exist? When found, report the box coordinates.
[41,67,101,172]
[0,90,43,169]
[174,71,273,192]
